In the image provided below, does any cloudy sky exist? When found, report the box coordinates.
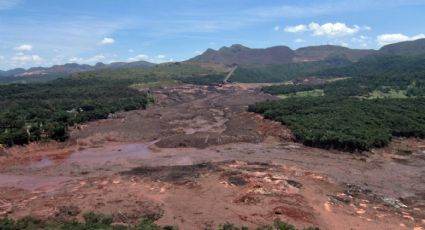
[0,0,424,69]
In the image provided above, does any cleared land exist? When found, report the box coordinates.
[0,84,424,229]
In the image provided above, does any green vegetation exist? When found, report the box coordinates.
[0,212,175,230]
[277,89,325,99]
[230,60,349,83]
[263,54,425,97]
[0,214,318,230]
[0,63,216,147]
[249,97,425,151]
[130,79,179,90]
[0,74,70,85]
[215,219,319,230]
[360,89,408,99]
[0,77,151,146]
[178,60,350,85]
[179,74,226,85]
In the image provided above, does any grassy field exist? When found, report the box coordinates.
[361,89,408,99]
[278,89,325,99]
[130,79,179,90]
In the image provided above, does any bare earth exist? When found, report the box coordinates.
[0,84,424,230]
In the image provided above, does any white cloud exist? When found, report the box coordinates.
[127,54,171,63]
[99,37,115,45]
[377,33,425,46]
[14,44,32,51]
[0,56,5,60]
[284,24,307,33]
[274,25,280,31]
[284,22,369,38]
[294,38,305,43]
[11,54,42,63]
[68,54,106,64]
[127,54,149,62]
[352,35,369,47]
[128,49,134,53]
[308,22,360,37]
[0,0,19,10]
[339,42,349,47]
[249,1,425,19]
[194,50,202,55]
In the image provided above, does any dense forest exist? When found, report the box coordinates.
[253,54,425,151]
[230,59,350,83]
[179,59,350,85]
[249,97,425,151]
[0,77,151,146]
[178,74,226,85]
[263,54,425,97]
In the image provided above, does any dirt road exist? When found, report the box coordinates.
[0,84,424,229]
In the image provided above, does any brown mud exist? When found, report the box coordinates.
[0,84,424,230]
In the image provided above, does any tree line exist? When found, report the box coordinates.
[249,97,425,151]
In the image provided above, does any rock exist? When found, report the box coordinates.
[0,145,7,156]
[228,175,247,186]
[56,206,81,218]
[382,197,407,209]
[328,195,351,204]
[286,179,303,189]
[356,209,366,215]
[344,183,372,196]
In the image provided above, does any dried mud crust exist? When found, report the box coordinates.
[70,84,290,148]
[1,147,425,229]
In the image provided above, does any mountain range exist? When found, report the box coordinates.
[0,60,155,78]
[188,38,425,65]
[1,38,425,78]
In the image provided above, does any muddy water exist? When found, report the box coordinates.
[30,157,54,169]
[66,143,152,166]
[0,142,154,190]
[0,174,72,190]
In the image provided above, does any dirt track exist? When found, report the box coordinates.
[0,84,424,229]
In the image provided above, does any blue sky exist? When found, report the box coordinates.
[0,0,425,69]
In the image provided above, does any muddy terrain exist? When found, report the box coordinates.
[0,84,424,230]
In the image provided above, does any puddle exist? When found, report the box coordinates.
[30,157,54,169]
[65,143,153,166]
[0,143,154,190]
[0,174,72,190]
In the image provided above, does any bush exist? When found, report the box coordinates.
[0,215,318,230]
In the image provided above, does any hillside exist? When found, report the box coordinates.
[188,44,376,65]
[253,53,425,151]
[379,38,425,56]
[0,60,155,80]
[188,39,425,67]
[188,44,295,65]
[294,45,376,62]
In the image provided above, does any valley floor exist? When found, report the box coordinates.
[0,84,424,230]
